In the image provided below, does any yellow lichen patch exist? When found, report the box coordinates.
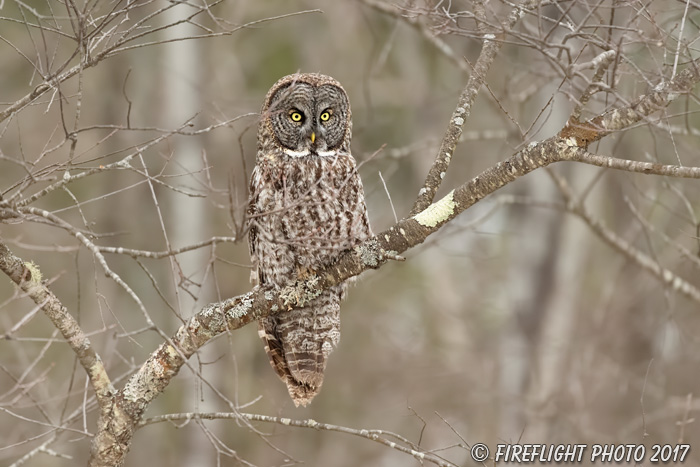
[164,343,180,359]
[412,190,456,227]
[23,261,42,284]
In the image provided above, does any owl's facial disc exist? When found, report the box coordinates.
[314,84,348,153]
[268,82,348,158]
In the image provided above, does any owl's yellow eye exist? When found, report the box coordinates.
[290,111,303,122]
[320,111,331,122]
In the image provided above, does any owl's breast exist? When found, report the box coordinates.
[249,153,370,285]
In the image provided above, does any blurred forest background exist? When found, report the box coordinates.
[1,0,700,465]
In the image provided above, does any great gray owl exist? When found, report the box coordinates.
[248,73,371,406]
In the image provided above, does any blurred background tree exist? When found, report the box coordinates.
[1,0,699,465]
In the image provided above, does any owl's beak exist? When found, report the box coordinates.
[311,132,316,144]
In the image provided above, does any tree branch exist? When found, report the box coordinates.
[0,240,114,407]
[571,150,700,178]
[560,58,700,147]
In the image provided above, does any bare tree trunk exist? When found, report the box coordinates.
[524,178,589,440]
[161,2,213,464]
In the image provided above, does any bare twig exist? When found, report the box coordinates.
[139,412,458,467]
[548,172,700,303]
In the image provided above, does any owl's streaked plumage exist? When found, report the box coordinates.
[248,73,371,406]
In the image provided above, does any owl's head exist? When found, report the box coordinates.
[260,73,351,158]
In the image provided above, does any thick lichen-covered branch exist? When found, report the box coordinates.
[0,240,114,406]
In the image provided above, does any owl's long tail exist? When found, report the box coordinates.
[258,289,341,407]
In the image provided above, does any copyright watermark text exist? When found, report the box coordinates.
[468,443,691,463]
